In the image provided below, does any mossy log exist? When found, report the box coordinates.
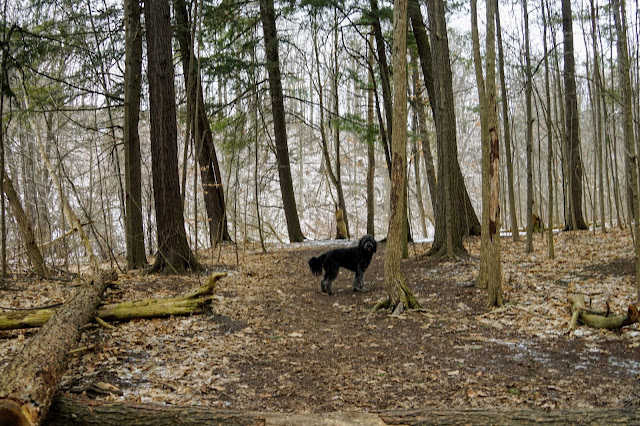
[568,295,639,332]
[45,395,640,426]
[0,269,117,426]
[0,273,224,331]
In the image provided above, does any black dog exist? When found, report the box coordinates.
[308,235,377,295]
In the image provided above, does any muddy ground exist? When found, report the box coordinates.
[1,229,639,413]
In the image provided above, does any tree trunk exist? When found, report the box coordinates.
[561,0,588,231]
[259,0,304,243]
[46,396,640,426]
[383,0,420,314]
[0,270,117,425]
[312,17,349,240]
[471,0,502,306]
[410,56,437,218]
[331,11,350,239]
[366,33,376,237]
[173,0,231,245]
[426,0,481,258]
[123,0,147,269]
[495,2,518,242]
[370,0,393,158]
[612,0,640,302]
[145,0,200,274]
[3,172,49,277]
[524,0,534,252]
[589,1,606,234]
[542,0,555,258]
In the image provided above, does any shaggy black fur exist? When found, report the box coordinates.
[308,235,377,295]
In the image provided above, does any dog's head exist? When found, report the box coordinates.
[359,235,377,254]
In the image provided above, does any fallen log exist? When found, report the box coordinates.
[568,295,640,332]
[45,395,640,426]
[0,273,224,330]
[0,269,117,426]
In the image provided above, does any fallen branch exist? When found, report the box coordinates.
[568,295,639,332]
[0,273,224,330]
[0,269,117,426]
[45,395,640,426]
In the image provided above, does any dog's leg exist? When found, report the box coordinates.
[322,265,339,295]
[353,270,367,292]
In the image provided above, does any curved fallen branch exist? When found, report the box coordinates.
[568,295,639,332]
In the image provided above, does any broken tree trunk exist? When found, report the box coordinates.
[0,273,223,330]
[568,295,639,332]
[0,269,117,426]
[45,395,640,426]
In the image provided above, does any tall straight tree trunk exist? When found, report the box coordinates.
[588,0,606,233]
[524,0,534,252]
[331,11,350,239]
[426,0,481,257]
[312,17,348,239]
[123,0,147,269]
[408,4,437,216]
[495,1,518,242]
[366,33,376,236]
[370,0,393,160]
[612,0,640,302]
[561,0,588,230]
[384,0,419,314]
[471,0,502,306]
[542,0,555,258]
[145,0,200,274]
[259,0,304,242]
[173,0,231,245]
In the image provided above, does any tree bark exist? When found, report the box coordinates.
[561,0,588,231]
[0,270,117,426]
[123,0,147,269]
[45,396,640,426]
[612,0,640,302]
[259,0,304,243]
[173,0,231,245]
[524,0,534,252]
[495,2,518,242]
[471,0,502,306]
[425,0,480,258]
[3,172,49,277]
[383,0,419,313]
[312,17,349,240]
[542,0,555,258]
[145,0,200,274]
[366,33,376,237]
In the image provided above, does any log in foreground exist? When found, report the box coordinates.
[568,295,639,332]
[46,395,640,426]
[0,270,117,426]
[0,273,224,330]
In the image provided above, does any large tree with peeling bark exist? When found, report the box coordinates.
[471,0,501,306]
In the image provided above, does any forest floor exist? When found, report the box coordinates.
[1,228,639,414]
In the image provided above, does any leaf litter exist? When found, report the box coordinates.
[0,228,639,412]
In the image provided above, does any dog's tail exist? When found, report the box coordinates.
[308,255,325,276]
